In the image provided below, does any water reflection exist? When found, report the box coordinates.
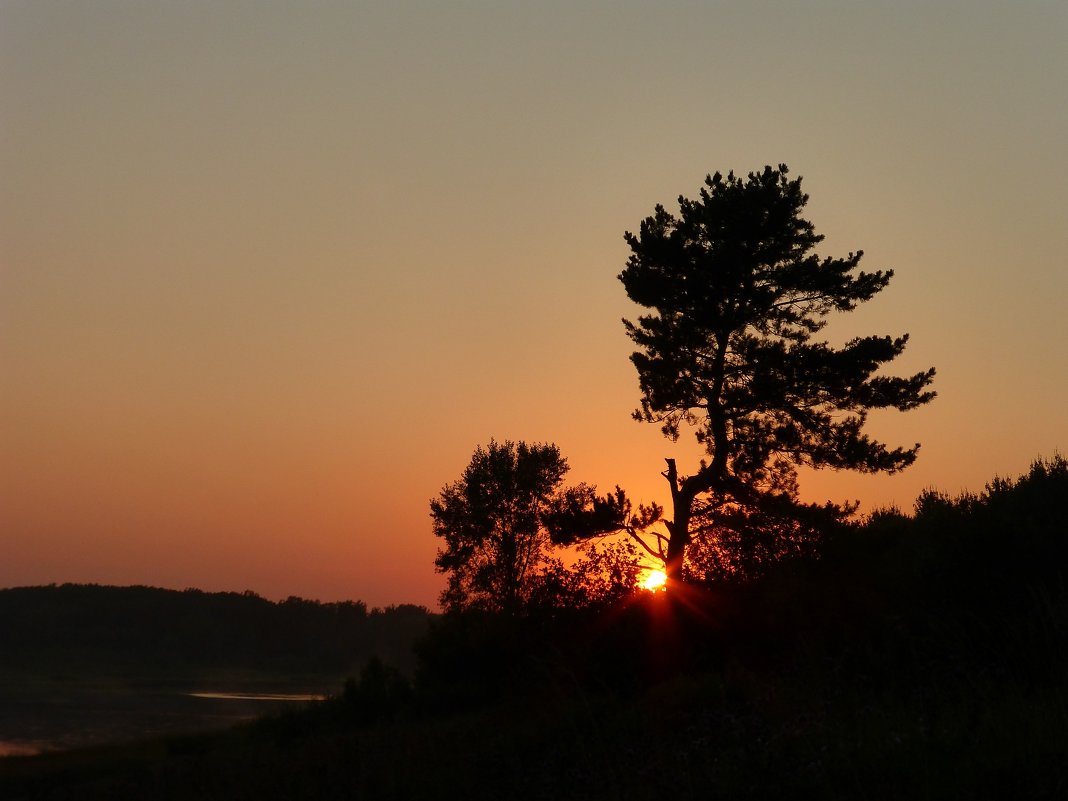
[1,687,331,757]
[187,692,325,701]
[0,740,43,757]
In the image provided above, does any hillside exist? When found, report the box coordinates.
[2,458,1067,799]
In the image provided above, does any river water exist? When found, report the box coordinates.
[0,686,329,757]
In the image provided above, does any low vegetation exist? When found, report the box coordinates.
[3,458,1066,799]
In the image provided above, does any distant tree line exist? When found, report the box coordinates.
[0,585,432,675]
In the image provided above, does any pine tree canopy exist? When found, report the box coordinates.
[620,165,936,492]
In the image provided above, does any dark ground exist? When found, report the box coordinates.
[3,459,1067,799]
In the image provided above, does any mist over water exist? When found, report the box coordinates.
[0,585,431,760]
[0,682,331,757]
[0,741,43,758]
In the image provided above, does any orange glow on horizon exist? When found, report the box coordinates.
[2,3,1065,611]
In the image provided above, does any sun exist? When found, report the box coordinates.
[641,568,668,592]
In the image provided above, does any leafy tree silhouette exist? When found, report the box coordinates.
[431,440,575,613]
[566,165,936,584]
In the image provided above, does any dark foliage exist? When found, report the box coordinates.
[536,539,645,610]
[5,460,1067,800]
[684,491,849,582]
[0,584,431,675]
[615,165,935,580]
[431,440,643,613]
[431,440,570,614]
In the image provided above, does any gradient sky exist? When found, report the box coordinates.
[3,1,1066,609]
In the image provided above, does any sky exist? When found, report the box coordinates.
[2,1,1066,609]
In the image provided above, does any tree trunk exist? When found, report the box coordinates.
[664,517,689,584]
[663,459,691,584]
